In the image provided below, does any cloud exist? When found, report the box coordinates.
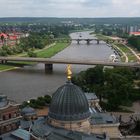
[0,0,139,17]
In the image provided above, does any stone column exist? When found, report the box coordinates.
[1,60,7,64]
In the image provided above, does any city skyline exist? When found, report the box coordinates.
[0,0,140,17]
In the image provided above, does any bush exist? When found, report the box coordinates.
[0,48,8,56]
[21,95,51,109]
[36,97,46,106]
[27,50,37,57]
[44,95,52,104]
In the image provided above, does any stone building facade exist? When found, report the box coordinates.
[0,95,21,135]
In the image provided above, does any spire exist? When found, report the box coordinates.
[66,64,72,81]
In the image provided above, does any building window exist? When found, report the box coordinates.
[2,115,6,120]
[9,114,11,119]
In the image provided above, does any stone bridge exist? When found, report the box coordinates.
[53,38,125,45]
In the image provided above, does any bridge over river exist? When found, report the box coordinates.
[0,57,140,73]
[53,38,125,45]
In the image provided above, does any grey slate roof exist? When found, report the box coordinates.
[20,120,32,129]
[85,93,98,100]
[11,128,30,140]
[90,112,119,125]
[1,129,30,140]
[49,81,90,121]
[21,106,36,116]
[31,117,109,140]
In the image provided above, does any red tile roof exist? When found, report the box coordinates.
[130,32,140,35]
[0,33,8,38]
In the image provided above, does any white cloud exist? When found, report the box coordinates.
[0,0,139,17]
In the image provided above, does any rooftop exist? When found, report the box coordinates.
[49,81,90,121]
[31,117,109,140]
[0,95,8,108]
[85,93,98,100]
[21,106,36,116]
[90,113,119,125]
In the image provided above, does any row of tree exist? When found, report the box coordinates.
[0,45,23,56]
[21,95,52,109]
[72,66,140,111]
[0,24,75,56]
[19,33,53,51]
[128,36,140,51]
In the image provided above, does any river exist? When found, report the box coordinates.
[0,31,115,103]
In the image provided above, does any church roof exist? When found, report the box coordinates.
[49,81,90,121]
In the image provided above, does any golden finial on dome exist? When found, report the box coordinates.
[66,64,72,80]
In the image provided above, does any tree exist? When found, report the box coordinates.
[128,36,140,51]
[72,67,136,111]
[44,95,52,104]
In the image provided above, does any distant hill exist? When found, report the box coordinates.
[0,17,140,25]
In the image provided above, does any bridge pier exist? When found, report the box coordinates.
[1,60,7,64]
[87,40,90,45]
[87,41,90,45]
[77,40,80,44]
[45,63,53,73]
[97,40,100,44]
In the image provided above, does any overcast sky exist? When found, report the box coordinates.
[0,0,140,17]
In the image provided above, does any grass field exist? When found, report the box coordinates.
[0,64,16,71]
[36,42,69,58]
[95,34,112,40]
[115,43,137,62]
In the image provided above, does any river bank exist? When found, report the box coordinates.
[95,34,139,62]
[0,42,69,72]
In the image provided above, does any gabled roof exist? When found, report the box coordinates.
[0,33,8,38]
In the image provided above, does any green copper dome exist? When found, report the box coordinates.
[49,81,90,121]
